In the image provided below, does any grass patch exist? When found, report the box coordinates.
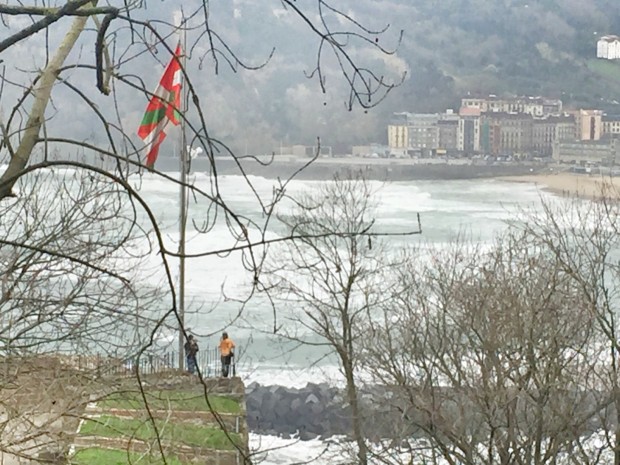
[80,415,242,450]
[100,390,240,414]
[587,59,620,83]
[70,447,186,465]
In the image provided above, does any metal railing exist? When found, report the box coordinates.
[65,346,238,378]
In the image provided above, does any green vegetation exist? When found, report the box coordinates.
[587,59,620,94]
[100,390,241,414]
[587,58,620,79]
[362,0,620,113]
[70,448,187,465]
[80,415,243,450]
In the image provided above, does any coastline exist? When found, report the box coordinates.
[497,172,620,201]
[155,156,620,201]
[201,157,546,182]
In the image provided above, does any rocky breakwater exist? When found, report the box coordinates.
[245,382,408,441]
[246,382,612,444]
[245,382,350,440]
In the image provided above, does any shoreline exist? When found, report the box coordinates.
[155,156,620,201]
[497,172,620,201]
[157,157,547,181]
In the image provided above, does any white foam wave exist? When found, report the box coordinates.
[250,433,349,465]
[241,364,345,388]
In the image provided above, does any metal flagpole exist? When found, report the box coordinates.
[177,23,188,371]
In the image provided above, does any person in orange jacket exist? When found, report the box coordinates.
[219,331,235,377]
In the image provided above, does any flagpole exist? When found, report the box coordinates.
[178,23,188,372]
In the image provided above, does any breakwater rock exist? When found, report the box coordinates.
[245,382,410,441]
[245,382,350,440]
[245,382,609,442]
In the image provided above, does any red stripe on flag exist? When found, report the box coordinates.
[138,43,183,168]
[145,130,167,169]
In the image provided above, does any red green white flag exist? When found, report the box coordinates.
[137,44,183,168]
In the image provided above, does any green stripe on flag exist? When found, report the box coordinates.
[140,107,167,127]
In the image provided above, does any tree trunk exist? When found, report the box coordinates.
[615,386,620,465]
[343,357,367,465]
[0,11,90,200]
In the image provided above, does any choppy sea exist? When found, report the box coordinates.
[133,172,552,464]
[3,166,554,463]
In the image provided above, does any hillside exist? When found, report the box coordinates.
[380,0,620,112]
[198,0,620,153]
[5,0,620,156]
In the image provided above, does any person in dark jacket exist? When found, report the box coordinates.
[184,335,199,374]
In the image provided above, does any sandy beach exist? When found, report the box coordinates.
[499,172,620,200]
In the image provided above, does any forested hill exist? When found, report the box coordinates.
[9,0,620,155]
[378,0,620,114]
[203,0,620,153]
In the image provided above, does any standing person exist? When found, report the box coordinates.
[219,332,236,378]
[184,334,199,374]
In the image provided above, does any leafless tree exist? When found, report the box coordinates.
[514,190,620,465]
[0,1,403,463]
[262,174,421,464]
[361,229,607,465]
[0,167,168,462]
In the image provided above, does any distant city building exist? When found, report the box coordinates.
[461,95,562,117]
[597,35,620,60]
[274,144,332,157]
[556,116,578,143]
[387,112,409,151]
[603,114,620,137]
[458,107,481,152]
[387,110,459,155]
[438,119,459,152]
[532,117,555,156]
[479,113,575,156]
[408,113,441,154]
[500,113,533,153]
[386,95,600,158]
[553,139,619,165]
[532,115,576,156]
[572,109,603,141]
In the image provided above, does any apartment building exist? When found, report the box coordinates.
[553,139,619,165]
[572,109,603,141]
[597,35,620,60]
[479,112,532,155]
[438,119,459,152]
[387,112,409,150]
[461,95,562,117]
[532,118,555,156]
[556,116,577,142]
[479,113,575,156]
[408,114,441,152]
[603,114,620,136]
[532,115,576,156]
[458,107,481,153]
[388,101,578,157]
[387,111,459,155]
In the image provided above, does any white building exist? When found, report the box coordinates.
[597,35,620,60]
[461,95,562,117]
